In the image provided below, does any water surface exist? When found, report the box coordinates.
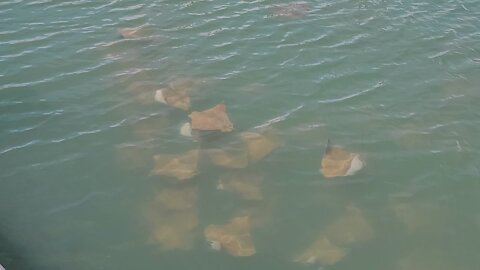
[1,0,480,269]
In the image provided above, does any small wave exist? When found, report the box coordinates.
[44,190,113,215]
[317,81,384,104]
[0,140,40,155]
[254,104,304,129]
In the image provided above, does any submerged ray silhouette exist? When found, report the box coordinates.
[240,130,283,163]
[145,187,199,251]
[217,172,263,201]
[207,147,249,169]
[204,216,256,257]
[295,205,373,265]
[151,149,199,180]
[271,2,310,19]
[155,79,203,110]
[117,27,142,39]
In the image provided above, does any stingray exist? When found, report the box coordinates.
[146,187,199,250]
[204,216,256,257]
[294,205,372,265]
[240,130,283,163]
[181,103,234,137]
[294,236,347,265]
[207,147,249,169]
[320,140,364,178]
[155,78,203,111]
[217,172,263,201]
[145,187,199,251]
[150,210,199,251]
[117,27,143,39]
[387,195,451,235]
[323,204,373,246]
[153,187,198,210]
[271,2,310,19]
[151,149,199,180]
[155,86,191,111]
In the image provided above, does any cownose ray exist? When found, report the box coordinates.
[151,149,199,180]
[150,210,199,251]
[320,140,364,178]
[144,187,199,251]
[155,86,191,111]
[271,2,310,19]
[217,171,263,201]
[294,236,347,265]
[207,146,249,169]
[117,27,143,39]
[204,216,256,257]
[154,78,203,111]
[153,187,198,211]
[294,204,373,265]
[240,129,284,163]
[322,204,374,246]
[180,103,234,137]
[387,195,451,235]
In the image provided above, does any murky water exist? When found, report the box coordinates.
[1,0,480,269]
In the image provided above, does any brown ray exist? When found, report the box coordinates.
[294,236,347,265]
[151,149,199,180]
[323,204,374,246]
[207,147,249,169]
[204,216,256,257]
[155,78,203,111]
[240,130,283,163]
[117,27,142,39]
[189,103,234,132]
[320,141,363,178]
[218,172,263,201]
[144,187,199,251]
[387,195,451,235]
[150,210,198,251]
[294,205,372,265]
[271,2,310,19]
[156,86,191,111]
[153,187,198,211]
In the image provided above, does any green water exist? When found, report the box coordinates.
[1,0,480,269]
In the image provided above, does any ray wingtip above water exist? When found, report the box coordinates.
[154,88,167,104]
[180,122,193,137]
[320,141,364,178]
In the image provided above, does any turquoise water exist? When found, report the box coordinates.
[1,0,480,269]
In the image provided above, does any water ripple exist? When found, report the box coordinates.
[317,81,384,104]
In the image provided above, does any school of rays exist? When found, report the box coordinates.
[116,70,372,265]
[112,2,444,268]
